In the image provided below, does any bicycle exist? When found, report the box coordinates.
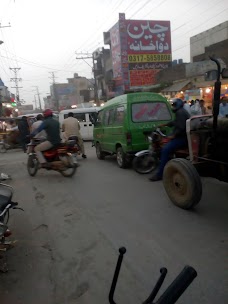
[109,247,197,304]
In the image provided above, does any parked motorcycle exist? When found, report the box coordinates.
[0,183,22,254]
[133,128,169,174]
[27,138,78,177]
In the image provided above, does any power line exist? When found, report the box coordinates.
[75,52,99,104]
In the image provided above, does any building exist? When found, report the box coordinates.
[46,73,95,110]
[100,13,172,98]
[156,21,228,106]
[93,47,113,101]
[0,78,16,116]
[190,21,228,66]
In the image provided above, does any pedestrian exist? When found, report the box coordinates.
[199,99,206,115]
[190,99,201,115]
[183,100,191,115]
[62,112,87,158]
[149,98,190,181]
[219,97,228,117]
[18,116,30,152]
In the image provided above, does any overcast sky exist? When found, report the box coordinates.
[0,0,227,106]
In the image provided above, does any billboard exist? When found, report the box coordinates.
[126,19,171,88]
[110,22,122,79]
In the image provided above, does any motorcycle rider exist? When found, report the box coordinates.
[30,109,61,168]
[149,98,190,181]
[31,114,47,139]
[62,112,87,158]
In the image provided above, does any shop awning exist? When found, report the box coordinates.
[195,79,228,88]
[162,80,191,92]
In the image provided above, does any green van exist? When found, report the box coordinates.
[93,92,174,168]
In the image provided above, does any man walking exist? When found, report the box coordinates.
[62,112,87,158]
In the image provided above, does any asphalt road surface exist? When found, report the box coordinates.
[0,143,227,304]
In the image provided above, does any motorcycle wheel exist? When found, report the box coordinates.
[60,155,77,177]
[133,154,157,174]
[27,154,39,176]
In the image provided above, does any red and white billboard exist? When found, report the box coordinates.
[126,19,172,88]
[108,14,171,93]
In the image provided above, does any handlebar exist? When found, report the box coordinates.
[143,128,166,137]
[109,248,197,304]
[156,266,197,304]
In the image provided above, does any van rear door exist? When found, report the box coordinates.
[130,101,172,151]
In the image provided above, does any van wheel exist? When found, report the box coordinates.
[116,147,128,168]
[96,143,105,160]
[163,158,202,209]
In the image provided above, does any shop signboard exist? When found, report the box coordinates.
[125,19,172,88]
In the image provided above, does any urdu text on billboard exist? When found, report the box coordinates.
[126,20,171,88]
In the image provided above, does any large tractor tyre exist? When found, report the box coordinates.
[163,158,202,210]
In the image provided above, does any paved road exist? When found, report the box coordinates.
[0,143,227,304]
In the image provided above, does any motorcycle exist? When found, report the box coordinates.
[0,183,22,256]
[27,138,78,177]
[67,135,81,165]
[133,128,169,174]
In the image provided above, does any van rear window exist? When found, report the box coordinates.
[132,102,171,122]
[64,113,86,122]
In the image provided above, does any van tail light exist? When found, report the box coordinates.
[126,132,132,145]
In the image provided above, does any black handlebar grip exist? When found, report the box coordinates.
[156,266,197,304]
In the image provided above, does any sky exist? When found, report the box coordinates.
[0,0,227,107]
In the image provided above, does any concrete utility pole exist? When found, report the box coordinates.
[10,67,22,106]
[33,94,37,109]
[32,86,42,110]
[49,72,59,111]
[75,52,99,105]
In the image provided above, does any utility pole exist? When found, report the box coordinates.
[75,52,99,105]
[33,94,37,110]
[32,86,42,110]
[49,72,59,111]
[10,67,22,106]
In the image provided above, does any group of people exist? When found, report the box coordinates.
[28,109,87,168]
[183,99,207,116]
[182,96,228,118]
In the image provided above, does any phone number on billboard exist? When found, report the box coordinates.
[128,54,171,63]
